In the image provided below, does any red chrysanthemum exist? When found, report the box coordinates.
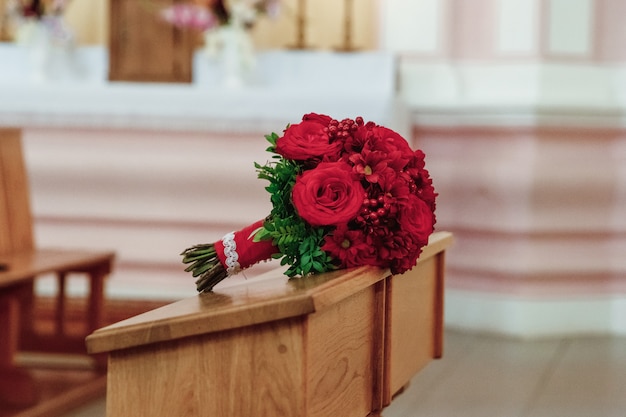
[322,225,379,268]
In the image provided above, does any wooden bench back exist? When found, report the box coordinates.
[0,129,34,255]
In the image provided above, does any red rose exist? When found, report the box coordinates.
[368,126,413,170]
[369,126,413,157]
[275,119,342,162]
[292,162,365,227]
[302,113,333,125]
[398,194,435,241]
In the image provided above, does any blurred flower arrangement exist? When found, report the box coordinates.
[8,0,73,43]
[182,113,437,292]
[10,0,68,19]
[160,0,280,87]
[7,0,78,81]
[160,0,280,32]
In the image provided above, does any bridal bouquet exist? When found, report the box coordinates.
[182,113,437,292]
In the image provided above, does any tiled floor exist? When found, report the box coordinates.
[385,331,626,417]
[62,330,626,417]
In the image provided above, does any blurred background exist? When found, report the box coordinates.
[3,0,622,338]
[2,0,626,416]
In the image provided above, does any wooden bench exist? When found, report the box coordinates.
[87,232,453,417]
[0,128,115,408]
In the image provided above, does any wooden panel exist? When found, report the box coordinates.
[0,291,39,408]
[386,255,439,399]
[0,0,10,41]
[0,294,19,367]
[108,0,194,83]
[86,265,390,354]
[306,285,377,417]
[0,129,34,255]
[90,233,453,416]
[106,318,306,417]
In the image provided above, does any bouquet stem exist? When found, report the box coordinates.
[181,243,229,292]
[181,219,276,292]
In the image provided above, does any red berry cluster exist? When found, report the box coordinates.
[325,116,365,141]
[356,194,393,229]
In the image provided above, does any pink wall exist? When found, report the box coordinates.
[594,0,626,62]
[397,0,626,63]
[413,125,626,299]
[448,0,497,60]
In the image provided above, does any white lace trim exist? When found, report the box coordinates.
[222,231,241,276]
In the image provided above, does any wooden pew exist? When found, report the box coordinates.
[87,232,452,417]
[0,128,115,408]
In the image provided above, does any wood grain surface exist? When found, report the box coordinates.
[90,232,453,417]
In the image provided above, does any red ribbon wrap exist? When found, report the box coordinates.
[214,219,277,273]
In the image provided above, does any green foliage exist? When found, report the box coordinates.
[253,133,336,278]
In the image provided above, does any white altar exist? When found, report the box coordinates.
[0,44,407,300]
[0,45,405,133]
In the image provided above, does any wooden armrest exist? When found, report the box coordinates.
[0,249,115,288]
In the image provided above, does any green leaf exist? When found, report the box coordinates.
[265,133,278,147]
[312,261,324,273]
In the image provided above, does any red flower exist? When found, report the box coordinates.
[369,126,414,166]
[343,123,372,154]
[387,195,435,274]
[322,225,379,268]
[399,194,435,234]
[378,232,411,269]
[348,149,394,184]
[292,162,365,227]
[302,112,333,125]
[416,169,437,211]
[275,115,341,162]
[378,171,411,209]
